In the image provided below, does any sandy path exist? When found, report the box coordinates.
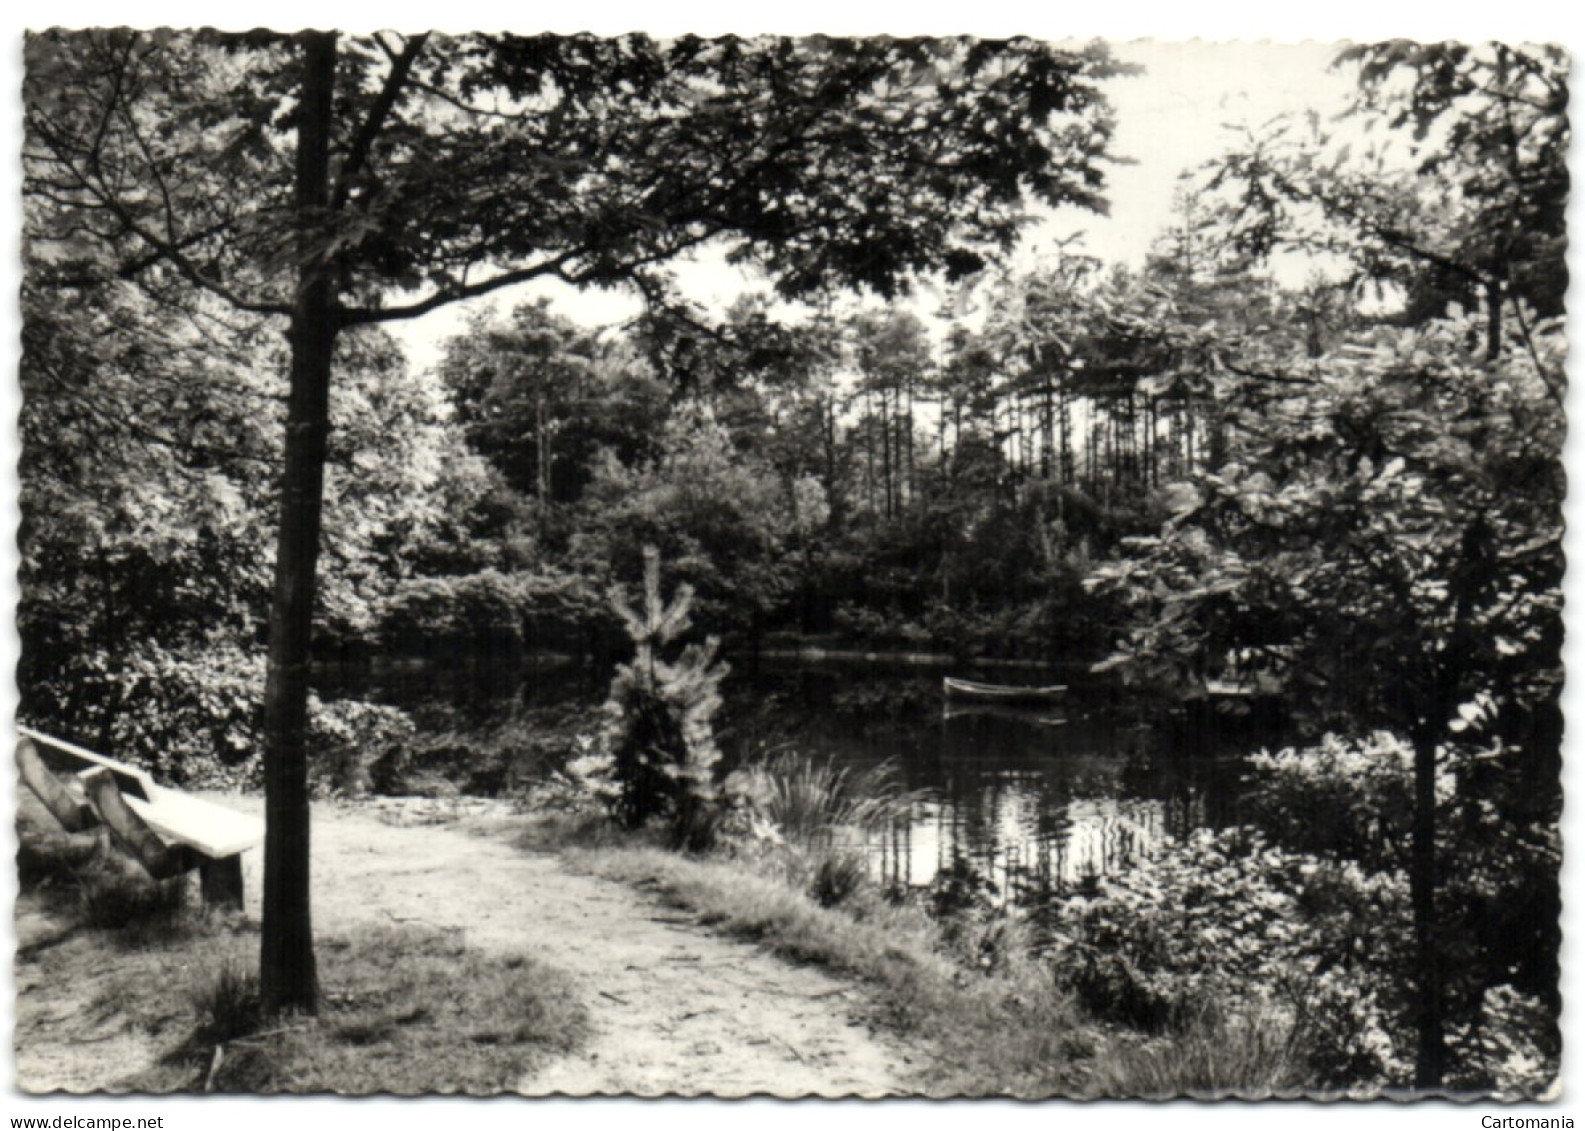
[226,800,914,1097]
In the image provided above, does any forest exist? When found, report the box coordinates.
[17,32,1567,1098]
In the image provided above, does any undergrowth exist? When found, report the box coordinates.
[546,798,1316,1096]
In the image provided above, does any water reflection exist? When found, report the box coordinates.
[874,793,1171,901]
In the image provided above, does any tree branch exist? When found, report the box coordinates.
[330,33,429,213]
[1508,296,1565,407]
[341,254,580,324]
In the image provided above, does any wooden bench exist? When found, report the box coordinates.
[17,726,264,908]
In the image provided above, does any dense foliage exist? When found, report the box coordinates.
[1055,824,1415,1088]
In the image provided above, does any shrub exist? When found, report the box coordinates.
[1244,731,1436,870]
[23,640,266,788]
[1243,732,1560,1095]
[372,701,604,800]
[378,570,530,655]
[1466,985,1559,1098]
[22,642,419,798]
[378,568,608,658]
[1051,826,1415,1088]
[309,696,416,798]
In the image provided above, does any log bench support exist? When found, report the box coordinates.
[200,855,245,908]
[17,728,263,910]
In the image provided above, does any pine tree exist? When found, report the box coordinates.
[602,547,728,845]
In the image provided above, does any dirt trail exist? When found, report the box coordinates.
[224,799,914,1097]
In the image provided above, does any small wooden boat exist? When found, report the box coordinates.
[943,702,1068,727]
[1205,670,1285,700]
[1205,677,1256,698]
[942,676,1067,704]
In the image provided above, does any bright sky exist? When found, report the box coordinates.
[1067,41,1355,263]
[388,40,1358,373]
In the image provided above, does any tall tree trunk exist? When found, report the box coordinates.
[1411,727,1445,1087]
[1008,396,1022,477]
[536,391,550,502]
[1146,395,1157,487]
[904,382,915,508]
[1014,396,1025,475]
[1026,395,1037,477]
[944,400,957,472]
[1410,518,1488,1087]
[822,397,842,530]
[1485,276,1504,362]
[800,533,816,634]
[260,29,338,1016]
[1041,380,1055,480]
[1058,378,1072,485]
[880,387,894,518]
[864,392,876,514]
[823,398,835,485]
[1084,406,1097,485]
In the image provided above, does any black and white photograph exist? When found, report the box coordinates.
[7,7,1574,1110]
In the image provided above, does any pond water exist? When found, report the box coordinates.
[318,655,1271,914]
[722,661,1261,912]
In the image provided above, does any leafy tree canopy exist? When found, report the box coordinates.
[1198,43,1567,360]
[26,31,1132,317]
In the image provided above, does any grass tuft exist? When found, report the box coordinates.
[809,847,869,909]
[190,957,266,1046]
[756,753,918,848]
[79,869,191,943]
[1083,1010,1305,1098]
